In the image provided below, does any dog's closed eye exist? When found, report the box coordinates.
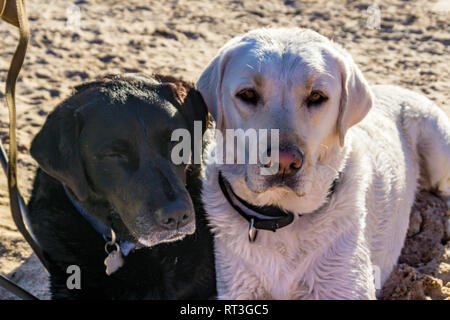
[236,88,259,105]
[100,152,128,160]
[97,140,133,161]
[307,91,328,107]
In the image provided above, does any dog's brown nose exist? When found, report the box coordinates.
[264,147,303,177]
[154,201,193,230]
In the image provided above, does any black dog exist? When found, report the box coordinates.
[27,74,216,299]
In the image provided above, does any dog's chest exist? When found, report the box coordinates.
[237,229,316,299]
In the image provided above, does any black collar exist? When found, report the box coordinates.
[218,171,341,242]
[62,184,137,256]
[218,172,295,237]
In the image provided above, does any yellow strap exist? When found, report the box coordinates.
[1,0,19,27]
[0,0,7,18]
[3,0,49,271]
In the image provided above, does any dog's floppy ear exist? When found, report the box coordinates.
[335,47,374,147]
[156,76,210,164]
[179,86,209,133]
[196,54,227,130]
[30,104,89,201]
[155,75,209,131]
[196,38,243,130]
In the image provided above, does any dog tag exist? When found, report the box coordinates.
[248,218,258,242]
[104,245,124,275]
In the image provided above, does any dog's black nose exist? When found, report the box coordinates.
[154,201,194,230]
[264,147,304,177]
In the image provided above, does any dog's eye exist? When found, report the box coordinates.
[307,91,327,107]
[236,89,259,105]
[98,141,132,161]
[100,152,128,160]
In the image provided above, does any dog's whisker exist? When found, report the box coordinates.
[321,163,339,176]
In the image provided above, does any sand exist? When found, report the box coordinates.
[0,0,448,300]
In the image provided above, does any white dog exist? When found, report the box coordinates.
[196,28,450,300]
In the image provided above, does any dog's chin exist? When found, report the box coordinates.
[243,164,306,195]
[136,221,196,247]
[245,174,306,197]
[240,180,326,216]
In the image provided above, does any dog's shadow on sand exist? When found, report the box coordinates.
[0,254,50,300]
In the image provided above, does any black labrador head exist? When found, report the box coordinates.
[30,74,208,247]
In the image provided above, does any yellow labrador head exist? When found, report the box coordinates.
[197,28,373,212]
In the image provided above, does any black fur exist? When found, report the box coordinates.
[27,74,216,299]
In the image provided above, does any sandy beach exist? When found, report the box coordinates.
[0,0,449,299]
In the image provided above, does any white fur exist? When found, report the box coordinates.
[196,28,450,300]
